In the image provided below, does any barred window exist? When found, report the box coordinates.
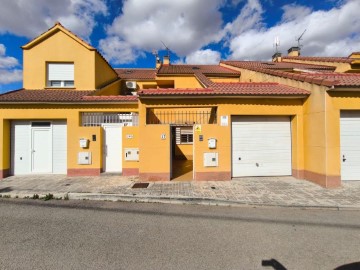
[176,127,193,144]
[81,112,139,126]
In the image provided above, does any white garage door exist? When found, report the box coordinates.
[232,116,292,177]
[11,121,67,175]
[340,111,360,181]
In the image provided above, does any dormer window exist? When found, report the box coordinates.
[47,63,74,88]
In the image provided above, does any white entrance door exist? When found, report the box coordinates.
[11,121,67,175]
[340,111,360,181]
[232,116,292,177]
[102,124,123,173]
[31,128,52,173]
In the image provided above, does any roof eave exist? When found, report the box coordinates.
[327,86,360,91]
[0,101,138,105]
[138,94,309,99]
[22,23,95,51]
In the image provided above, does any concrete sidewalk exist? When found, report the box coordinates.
[0,174,360,209]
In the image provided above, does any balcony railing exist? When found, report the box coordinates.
[81,112,139,126]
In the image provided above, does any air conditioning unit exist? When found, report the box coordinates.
[126,81,137,89]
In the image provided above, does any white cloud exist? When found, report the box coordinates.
[0,0,107,40]
[281,4,312,23]
[0,69,22,84]
[99,36,145,64]
[185,49,221,64]
[224,0,264,37]
[228,0,360,60]
[0,44,22,84]
[100,0,224,64]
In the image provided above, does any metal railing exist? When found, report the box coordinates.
[146,109,217,125]
[81,112,139,126]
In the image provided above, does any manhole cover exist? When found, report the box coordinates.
[132,183,150,189]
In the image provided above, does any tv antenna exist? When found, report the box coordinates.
[274,36,280,53]
[161,40,171,57]
[296,29,307,48]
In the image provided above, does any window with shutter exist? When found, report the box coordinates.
[176,127,193,144]
[47,63,74,88]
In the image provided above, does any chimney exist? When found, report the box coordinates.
[349,52,360,59]
[163,55,170,65]
[272,52,282,62]
[288,47,300,57]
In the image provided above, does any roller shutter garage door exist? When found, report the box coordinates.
[340,111,360,181]
[11,121,67,175]
[232,116,292,177]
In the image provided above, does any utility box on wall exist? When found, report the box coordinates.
[124,148,139,161]
[79,138,89,148]
[203,152,218,167]
[208,138,217,149]
[78,152,92,165]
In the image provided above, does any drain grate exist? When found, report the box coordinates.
[132,183,150,189]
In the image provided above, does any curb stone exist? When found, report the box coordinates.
[67,192,360,210]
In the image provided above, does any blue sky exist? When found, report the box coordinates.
[0,0,359,93]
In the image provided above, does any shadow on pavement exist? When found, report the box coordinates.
[262,259,287,269]
[0,187,12,193]
[334,262,360,270]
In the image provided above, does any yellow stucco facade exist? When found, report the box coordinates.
[1,22,360,188]
[22,24,118,91]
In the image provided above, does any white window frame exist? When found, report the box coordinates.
[47,63,74,88]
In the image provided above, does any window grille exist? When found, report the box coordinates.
[147,108,217,125]
[176,127,193,144]
[81,112,139,126]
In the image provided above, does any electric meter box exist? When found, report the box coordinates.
[203,152,218,167]
[208,138,217,149]
[124,148,139,161]
[79,138,89,148]
[78,152,92,165]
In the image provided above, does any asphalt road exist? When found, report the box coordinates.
[0,199,359,270]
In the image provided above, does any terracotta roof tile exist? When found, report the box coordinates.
[0,89,137,103]
[282,56,354,63]
[115,68,157,80]
[222,61,360,87]
[222,60,335,71]
[82,95,138,102]
[138,82,309,97]
[158,65,240,75]
[312,73,360,86]
[194,72,215,87]
[210,82,309,95]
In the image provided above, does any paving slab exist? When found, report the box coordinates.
[0,175,360,209]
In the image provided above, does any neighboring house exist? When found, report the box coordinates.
[1,23,360,188]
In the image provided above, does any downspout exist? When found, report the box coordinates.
[324,85,334,187]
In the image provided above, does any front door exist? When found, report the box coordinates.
[31,128,52,173]
[102,124,123,173]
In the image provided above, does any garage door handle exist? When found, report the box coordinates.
[238,157,241,160]
[343,155,346,162]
